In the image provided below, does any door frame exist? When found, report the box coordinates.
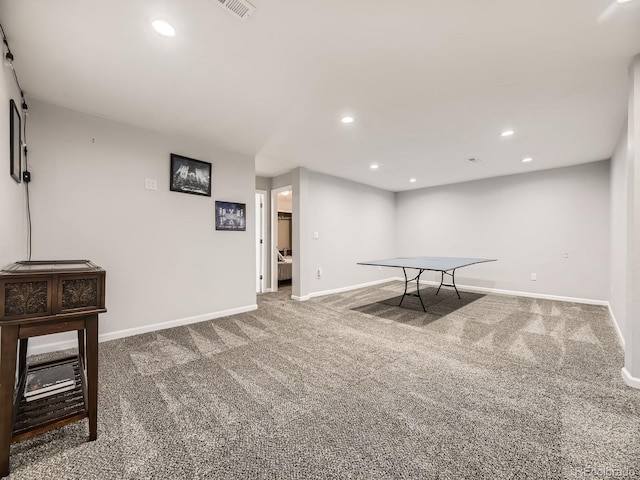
[271,185,292,293]
[255,190,267,293]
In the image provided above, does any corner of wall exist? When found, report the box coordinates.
[621,367,640,389]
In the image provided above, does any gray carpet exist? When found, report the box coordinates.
[7,282,640,479]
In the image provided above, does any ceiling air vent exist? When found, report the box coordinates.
[215,0,256,20]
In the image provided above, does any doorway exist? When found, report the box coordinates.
[271,185,293,293]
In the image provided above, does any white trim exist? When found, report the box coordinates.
[309,277,399,298]
[621,368,640,389]
[413,278,609,306]
[255,190,267,294]
[26,304,258,356]
[291,294,311,301]
[101,304,258,342]
[308,277,611,306]
[607,303,626,348]
[27,338,78,356]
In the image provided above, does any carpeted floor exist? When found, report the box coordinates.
[7,282,640,479]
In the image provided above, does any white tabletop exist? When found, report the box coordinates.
[357,256,497,271]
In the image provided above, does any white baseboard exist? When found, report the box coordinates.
[411,278,609,306]
[606,303,626,348]
[101,304,258,343]
[307,277,610,306]
[308,277,399,299]
[291,294,311,301]
[27,304,258,356]
[622,368,640,389]
[27,337,79,356]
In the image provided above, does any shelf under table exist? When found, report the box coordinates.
[13,356,87,442]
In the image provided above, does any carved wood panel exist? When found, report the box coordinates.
[4,282,48,316]
[61,278,98,310]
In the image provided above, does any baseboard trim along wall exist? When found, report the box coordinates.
[307,277,399,300]
[607,304,626,348]
[414,279,609,306]
[309,277,609,306]
[622,368,640,389]
[291,294,311,301]
[27,304,258,356]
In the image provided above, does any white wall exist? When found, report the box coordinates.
[305,171,396,296]
[610,126,628,342]
[255,176,271,192]
[0,56,26,267]
[27,101,256,347]
[271,172,292,191]
[396,161,610,301]
[623,55,640,386]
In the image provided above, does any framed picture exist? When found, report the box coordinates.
[9,99,21,184]
[170,153,211,196]
[215,201,246,231]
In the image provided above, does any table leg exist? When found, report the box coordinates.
[414,270,426,311]
[399,268,409,307]
[436,269,461,299]
[77,330,85,371]
[0,326,19,477]
[451,269,461,299]
[17,339,28,380]
[85,315,99,441]
[399,268,427,311]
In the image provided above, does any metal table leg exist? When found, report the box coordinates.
[399,268,427,311]
[436,269,461,299]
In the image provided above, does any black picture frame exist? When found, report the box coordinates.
[170,153,212,196]
[215,201,246,231]
[9,99,21,184]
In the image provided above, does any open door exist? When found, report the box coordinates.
[255,191,266,293]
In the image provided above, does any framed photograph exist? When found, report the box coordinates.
[170,153,211,196]
[215,201,246,231]
[9,99,21,184]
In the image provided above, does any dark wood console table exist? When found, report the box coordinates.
[0,260,106,477]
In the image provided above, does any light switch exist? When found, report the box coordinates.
[313,232,319,239]
[145,178,157,191]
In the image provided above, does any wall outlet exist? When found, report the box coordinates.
[145,178,157,190]
[530,272,537,281]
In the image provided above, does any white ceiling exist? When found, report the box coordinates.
[1,0,639,191]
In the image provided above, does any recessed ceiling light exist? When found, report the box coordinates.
[409,178,417,183]
[341,116,354,124]
[617,0,634,4]
[501,130,515,137]
[522,157,533,163]
[152,20,176,37]
[370,164,379,170]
